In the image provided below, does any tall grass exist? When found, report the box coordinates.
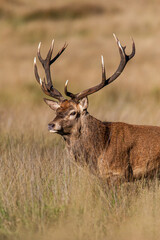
[0,127,160,240]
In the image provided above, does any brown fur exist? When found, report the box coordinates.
[45,98,160,182]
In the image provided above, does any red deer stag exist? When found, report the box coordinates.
[34,35,160,182]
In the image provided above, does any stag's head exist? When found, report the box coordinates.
[44,98,88,135]
[34,35,135,136]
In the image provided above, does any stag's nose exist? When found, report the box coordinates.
[48,123,55,131]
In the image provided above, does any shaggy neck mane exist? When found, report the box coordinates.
[64,113,111,170]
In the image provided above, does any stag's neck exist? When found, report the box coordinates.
[80,114,109,147]
[64,113,110,169]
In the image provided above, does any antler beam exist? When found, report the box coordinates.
[65,34,135,101]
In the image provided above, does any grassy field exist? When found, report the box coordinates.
[1,0,160,239]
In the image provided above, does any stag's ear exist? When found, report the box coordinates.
[79,97,88,112]
[44,98,60,111]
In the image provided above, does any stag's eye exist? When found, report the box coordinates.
[70,111,76,116]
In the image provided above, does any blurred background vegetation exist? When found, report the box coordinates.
[1,0,160,239]
[1,0,160,129]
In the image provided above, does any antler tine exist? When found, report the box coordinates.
[50,42,68,65]
[106,33,135,85]
[64,80,76,99]
[101,55,106,83]
[34,40,68,102]
[65,34,135,101]
[46,39,54,61]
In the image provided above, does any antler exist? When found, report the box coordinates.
[34,40,68,102]
[65,34,135,101]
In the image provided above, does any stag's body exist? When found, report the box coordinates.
[66,113,160,181]
[34,35,160,182]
